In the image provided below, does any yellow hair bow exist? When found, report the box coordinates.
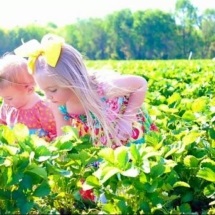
[14,35,64,74]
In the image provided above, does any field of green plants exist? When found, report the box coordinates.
[0,60,215,214]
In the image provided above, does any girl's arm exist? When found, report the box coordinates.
[107,74,148,117]
[107,75,148,139]
[49,103,71,136]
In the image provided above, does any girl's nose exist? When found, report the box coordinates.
[3,100,9,105]
[46,94,53,101]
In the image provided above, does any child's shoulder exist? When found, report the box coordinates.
[33,99,52,110]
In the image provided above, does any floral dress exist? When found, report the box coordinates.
[0,100,56,141]
[59,84,157,148]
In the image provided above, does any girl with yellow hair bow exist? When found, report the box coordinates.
[14,33,158,148]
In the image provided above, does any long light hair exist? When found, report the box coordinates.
[34,34,133,147]
[0,54,35,88]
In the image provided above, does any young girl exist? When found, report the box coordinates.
[14,34,157,148]
[0,54,56,141]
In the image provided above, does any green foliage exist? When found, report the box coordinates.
[0,60,215,214]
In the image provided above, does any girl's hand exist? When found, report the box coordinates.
[115,115,134,141]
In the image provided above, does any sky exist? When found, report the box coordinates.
[0,0,214,28]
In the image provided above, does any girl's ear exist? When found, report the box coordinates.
[25,85,34,94]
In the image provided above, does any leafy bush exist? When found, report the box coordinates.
[0,60,215,214]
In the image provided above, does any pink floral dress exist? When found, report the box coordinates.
[0,100,56,141]
[59,84,158,148]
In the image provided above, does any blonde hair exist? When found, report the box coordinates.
[0,54,35,88]
[33,34,126,147]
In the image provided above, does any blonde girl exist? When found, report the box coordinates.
[0,54,56,141]
[14,34,157,148]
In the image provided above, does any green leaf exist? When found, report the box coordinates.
[55,140,74,151]
[164,145,179,158]
[197,167,215,182]
[183,155,199,167]
[13,123,29,141]
[121,167,139,177]
[191,97,208,112]
[200,158,215,169]
[181,191,193,203]
[79,150,97,165]
[209,128,215,140]
[35,145,51,161]
[19,201,34,214]
[167,93,181,105]
[151,163,165,178]
[95,166,119,183]
[165,170,179,187]
[46,162,73,177]
[8,171,23,186]
[179,203,191,213]
[98,147,115,163]
[182,111,195,121]
[140,202,150,213]
[102,203,121,214]
[35,145,51,156]
[33,181,51,197]
[209,200,215,206]
[114,146,129,169]
[143,181,158,193]
[173,181,190,188]
[116,200,129,214]
[164,159,177,173]
[6,167,13,185]
[2,126,16,144]
[203,184,215,198]
[84,175,100,189]
[145,132,161,147]
[3,145,19,155]
[26,165,47,179]
[182,132,200,145]
[20,174,33,190]
[139,172,147,183]
[62,126,79,138]
[129,144,140,162]
[142,158,150,173]
[0,189,11,200]
[159,104,169,112]
[0,157,5,166]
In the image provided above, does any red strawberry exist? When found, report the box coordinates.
[80,188,95,201]
[79,179,95,201]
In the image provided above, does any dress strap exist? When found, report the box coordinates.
[58,105,71,121]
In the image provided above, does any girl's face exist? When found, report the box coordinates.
[35,75,74,105]
[0,85,29,108]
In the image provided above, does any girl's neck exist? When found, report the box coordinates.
[19,93,41,110]
[66,99,86,115]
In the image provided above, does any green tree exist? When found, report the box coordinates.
[63,19,107,59]
[200,9,215,58]
[133,10,177,59]
[105,9,135,59]
[174,0,199,58]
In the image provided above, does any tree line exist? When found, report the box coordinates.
[0,0,215,60]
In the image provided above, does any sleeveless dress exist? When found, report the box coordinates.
[59,83,157,148]
[0,100,56,141]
